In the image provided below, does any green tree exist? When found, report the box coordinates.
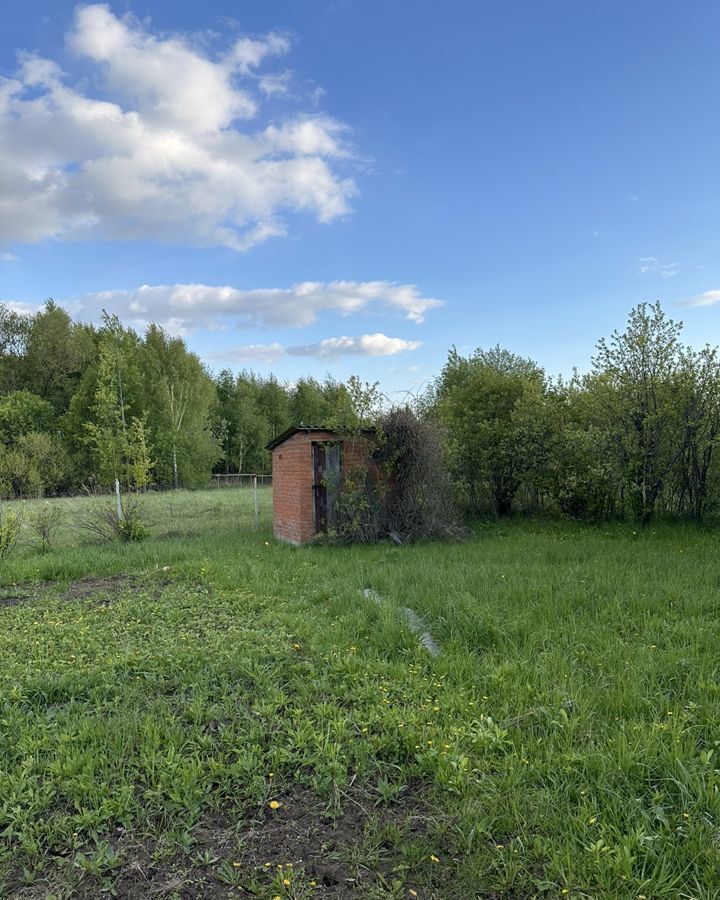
[232,373,271,473]
[289,377,330,426]
[257,375,290,441]
[126,416,155,491]
[0,391,54,446]
[141,326,219,487]
[81,315,143,486]
[433,346,545,516]
[591,301,684,523]
[0,304,30,394]
[672,344,720,521]
[23,300,94,414]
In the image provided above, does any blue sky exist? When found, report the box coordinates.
[1,0,719,396]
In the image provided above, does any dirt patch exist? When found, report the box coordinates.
[58,574,140,602]
[0,575,168,611]
[58,785,436,899]
[0,591,36,608]
[6,884,65,900]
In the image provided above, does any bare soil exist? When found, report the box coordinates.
[8,786,435,898]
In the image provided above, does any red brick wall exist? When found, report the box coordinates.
[271,431,369,544]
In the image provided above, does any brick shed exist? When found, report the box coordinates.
[267,426,371,544]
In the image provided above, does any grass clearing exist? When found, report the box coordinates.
[1,490,720,897]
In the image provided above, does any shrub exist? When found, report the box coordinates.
[117,506,150,542]
[0,505,21,559]
[29,502,64,552]
[328,407,462,543]
[377,407,461,541]
[76,486,150,543]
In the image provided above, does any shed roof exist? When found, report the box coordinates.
[266,425,375,452]
[266,425,336,452]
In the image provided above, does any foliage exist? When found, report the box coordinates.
[28,502,64,552]
[117,506,151,542]
[75,486,150,543]
[327,406,461,543]
[0,305,30,394]
[4,296,720,524]
[432,345,546,516]
[22,300,94,414]
[589,301,685,523]
[0,504,21,559]
[126,416,155,491]
[0,391,54,446]
[141,325,220,488]
[375,407,461,540]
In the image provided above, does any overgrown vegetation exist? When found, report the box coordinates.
[329,408,462,543]
[1,490,719,897]
[430,301,720,522]
[6,299,720,525]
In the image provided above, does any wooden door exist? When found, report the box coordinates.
[312,442,342,533]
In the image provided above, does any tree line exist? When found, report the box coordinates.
[2,298,719,524]
[0,300,376,498]
[429,302,720,523]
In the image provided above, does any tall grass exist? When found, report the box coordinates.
[1,492,719,897]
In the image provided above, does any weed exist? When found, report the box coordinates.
[28,502,64,552]
[0,504,21,559]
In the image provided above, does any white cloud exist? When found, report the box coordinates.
[258,71,292,97]
[216,333,422,364]
[1,253,19,262]
[74,280,443,332]
[2,301,39,316]
[292,333,422,358]
[682,289,720,307]
[638,256,678,278]
[0,5,355,250]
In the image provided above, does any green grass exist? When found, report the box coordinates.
[2,491,720,898]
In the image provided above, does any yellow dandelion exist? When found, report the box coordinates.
[269,800,282,810]
[283,879,291,886]
[430,854,440,863]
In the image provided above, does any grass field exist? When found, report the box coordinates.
[2,490,720,898]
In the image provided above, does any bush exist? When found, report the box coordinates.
[29,502,64,552]
[118,506,150,542]
[0,505,21,559]
[76,486,150,543]
[328,408,462,543]
[377,408,461,541]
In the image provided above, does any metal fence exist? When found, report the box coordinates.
[209,473,272,488]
